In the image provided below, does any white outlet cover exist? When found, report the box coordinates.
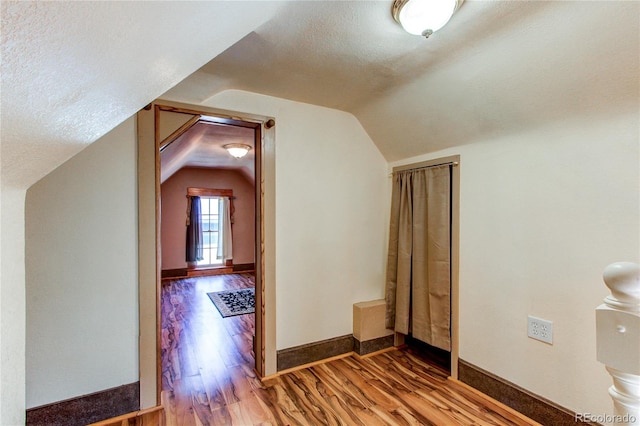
[528,315,553,344]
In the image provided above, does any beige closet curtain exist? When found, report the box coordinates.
[385,165,451,351]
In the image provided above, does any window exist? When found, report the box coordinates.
[187,187,233,267]
[199,196,222,266]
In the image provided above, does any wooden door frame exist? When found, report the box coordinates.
[137,100,276,408]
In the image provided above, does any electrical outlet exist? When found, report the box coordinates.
[528,316,553,344]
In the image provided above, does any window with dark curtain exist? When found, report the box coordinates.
[185,196,203,263]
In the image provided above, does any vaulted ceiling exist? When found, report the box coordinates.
[160,119,255,184]
[2,1,638,189]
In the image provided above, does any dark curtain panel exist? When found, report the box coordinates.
[186,196,203,263]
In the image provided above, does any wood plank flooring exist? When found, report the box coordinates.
[161,274,539,426]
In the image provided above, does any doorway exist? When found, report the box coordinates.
[159,115,257,279]
[136,101,276,408]
[157,102,260,362]
[389,155,460,379]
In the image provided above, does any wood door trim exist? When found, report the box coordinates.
[159,115,201,152]
[153,105,162,402]
[156,104,261,130]
[153,102,267,382]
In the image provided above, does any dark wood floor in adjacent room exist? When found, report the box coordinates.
[161,274,539,426]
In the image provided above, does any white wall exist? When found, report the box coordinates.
[202,90,390,350]
[0,187,27,424]
[391,112,640,417]
[25,117,138,408]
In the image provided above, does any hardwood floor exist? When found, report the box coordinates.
[161,273,255,426]
[161,274,539,426]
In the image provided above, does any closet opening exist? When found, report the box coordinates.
[385,155,460,377]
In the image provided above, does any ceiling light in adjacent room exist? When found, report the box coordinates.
[223,143,252,159]
[392,0,463,38]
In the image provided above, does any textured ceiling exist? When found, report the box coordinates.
[2,1,638,189]
[165,1,640,162]
[161,121,255,184]
[1,1,281,189]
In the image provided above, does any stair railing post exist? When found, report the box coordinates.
[596,262,640,426]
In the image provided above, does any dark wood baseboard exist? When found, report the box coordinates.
[163,265,254,279]
[233,263,255,272]
[458,360,599,426]
[26,382,140,426]
[354,335,394,356]
[277,335,355,371]
[161,268,187,279]
[278,334,396,371]
[187,266,232,277]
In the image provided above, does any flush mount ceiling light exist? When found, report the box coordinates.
[223,143,252,159]
[392,0,464,38]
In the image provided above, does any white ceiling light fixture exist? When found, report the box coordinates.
[392,0,464,38]
[223,143,252,159]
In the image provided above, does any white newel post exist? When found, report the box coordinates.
[596,262,640,426]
